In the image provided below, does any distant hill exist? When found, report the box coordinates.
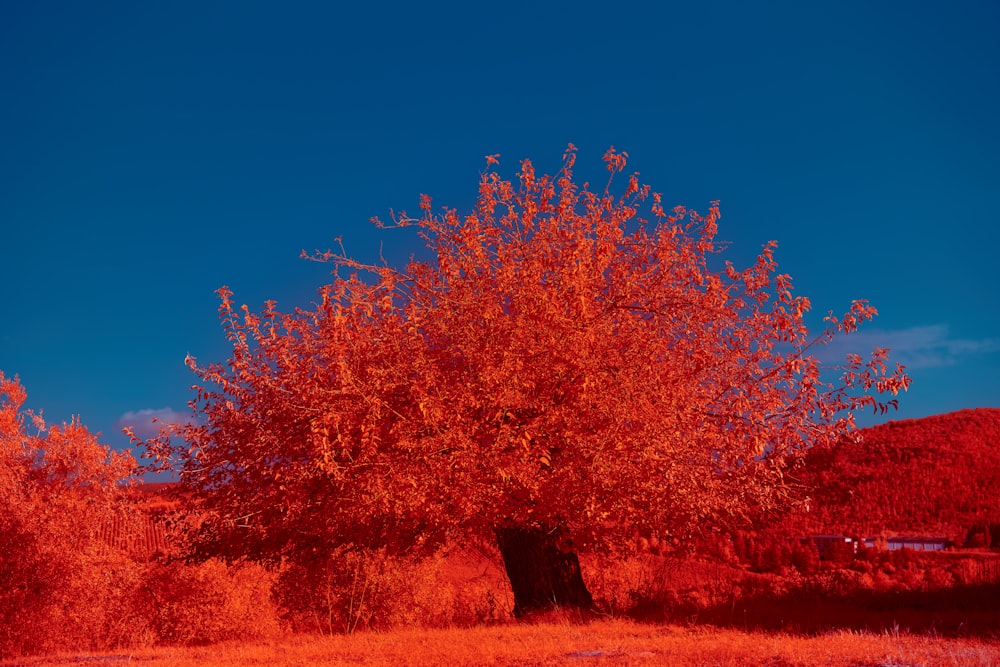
[130,481,183,511]
[790,408,1000,543]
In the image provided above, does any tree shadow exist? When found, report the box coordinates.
[633,582,1000,638]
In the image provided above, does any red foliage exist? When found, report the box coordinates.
[141,147,909,570]
[0,372,138,657]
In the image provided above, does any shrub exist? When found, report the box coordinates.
[137,559,282,646]
[0,373,140,658]
[272,544,510,634]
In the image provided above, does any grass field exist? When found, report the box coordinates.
[10,618,1000,667]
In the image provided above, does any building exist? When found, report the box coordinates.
[864,536,948,552]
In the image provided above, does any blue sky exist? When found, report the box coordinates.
[2,2,998,456]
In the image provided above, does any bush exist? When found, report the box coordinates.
[0,373,141,658]
[272,544,510,634]
[135,559,282,645]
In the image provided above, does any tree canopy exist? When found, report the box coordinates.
[147,146,909,584]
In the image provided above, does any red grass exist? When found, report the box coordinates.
[11,619,1000,667]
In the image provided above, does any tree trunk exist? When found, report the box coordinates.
[495,525,593,618]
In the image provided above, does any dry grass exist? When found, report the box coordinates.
[11,618,1000,667]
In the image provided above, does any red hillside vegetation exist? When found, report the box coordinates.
[791,408,1000,542]
[94,483,180,560]
[130,481,183,511]
[97,512,170,561]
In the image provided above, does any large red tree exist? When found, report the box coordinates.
[148,146,909,616]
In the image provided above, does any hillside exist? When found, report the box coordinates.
[791,408,1000,543]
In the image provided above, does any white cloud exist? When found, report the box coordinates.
[115,407,191,439]
[816,324,1000,370]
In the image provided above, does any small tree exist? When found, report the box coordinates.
[146,146,909,617]
[0,372,137,657]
